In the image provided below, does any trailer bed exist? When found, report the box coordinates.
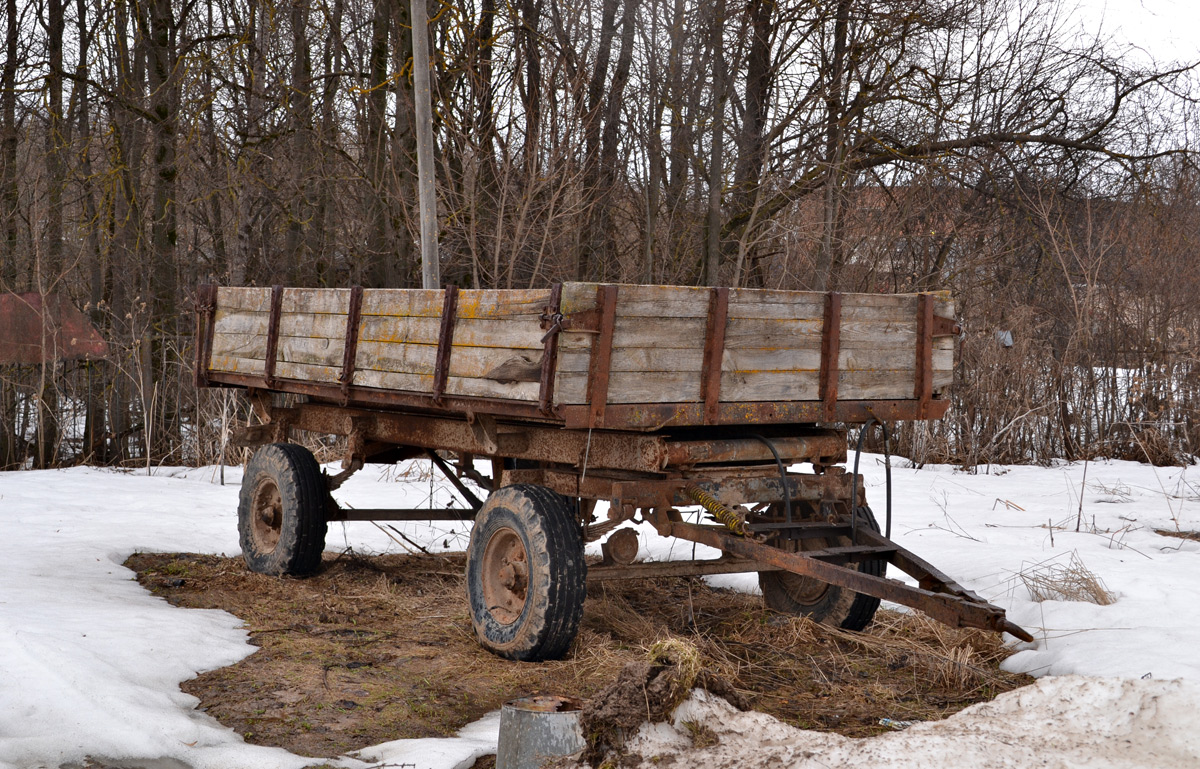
[196,282,957,430]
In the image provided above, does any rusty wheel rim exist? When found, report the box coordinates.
[250,477,284,552]
[480,527,529,625]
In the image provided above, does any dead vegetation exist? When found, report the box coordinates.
[1018,552,1116,606]
[126,551,1032,760]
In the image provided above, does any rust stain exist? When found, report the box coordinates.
[0,292,108,365]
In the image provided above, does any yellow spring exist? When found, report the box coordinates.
[685,486,747,536]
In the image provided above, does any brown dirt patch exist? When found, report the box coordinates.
[125,551,1032,760]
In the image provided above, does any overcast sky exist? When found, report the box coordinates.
[1074,0,1200,62]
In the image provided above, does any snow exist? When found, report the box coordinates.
[625,678,1200,768]
[1,454,1198,768]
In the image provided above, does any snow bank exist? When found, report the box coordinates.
[625,676,1200,768]
[0,454,1196,768]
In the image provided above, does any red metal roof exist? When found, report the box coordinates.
[0,292,109,365]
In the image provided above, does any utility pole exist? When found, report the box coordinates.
[411,0,440,288]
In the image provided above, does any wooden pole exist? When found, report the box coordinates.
[411,0,440,288]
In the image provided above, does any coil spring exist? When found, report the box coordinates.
[685,485,747,536]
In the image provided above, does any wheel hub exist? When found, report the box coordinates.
[481,527,528,625]
[251,478,283,552]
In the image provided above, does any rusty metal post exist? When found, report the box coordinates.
[819,291,842,421]
[700,286,729,424]
[432,285,459,404]
[339,286,364,404]
[264,285,284,388]
[586,285,618,428]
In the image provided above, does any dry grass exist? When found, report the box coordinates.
[126,551,1033,758]
[1018,551,1115,606]
[1156,529,1200,542]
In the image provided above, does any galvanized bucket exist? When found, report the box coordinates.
[495,695,586,769]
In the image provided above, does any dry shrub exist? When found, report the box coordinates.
[1019,551,1115,605]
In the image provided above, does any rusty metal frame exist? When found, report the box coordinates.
[538,282,564,413]
[425,448,484,511]
[819,291,842,421]
[586,285,619,428]
[194,284,218,388]
[339,286,364,404]
[504,463,856,510]
[588,557,779,582]
[914,293,934,419]
[206,367,949,429]
[700,287,730,424]
[663,519,1032,640]
[559,398,949,429]
[263,285,284,388]
[328,507,476,522]
[432,285,459,404]
[254,401,844,477]
[228,396,1026,640]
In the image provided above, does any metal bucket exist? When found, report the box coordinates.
[495,695,586,769]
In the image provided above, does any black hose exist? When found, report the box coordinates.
[749,434,792,524]
[850,419,876,544]
[851,418,894,542]
[882,421,893,539]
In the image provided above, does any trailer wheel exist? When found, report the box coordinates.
[238,443,329,577]
[759,505,884,631]
[466,484,586,661]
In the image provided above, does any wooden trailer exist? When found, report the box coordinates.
[196,282,1031,661]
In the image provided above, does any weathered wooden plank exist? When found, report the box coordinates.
[281,288,352,315]
[209,354,266,375]
[555,365,953,405]
[723,369,954,403]
[557,283,953,320]
[359,315,544,350]
[212,307,270,336]
[555,370,703,404]
[215,287,273,313]
[557,346,953,375]
[360,288,551,319]
[211,333,350,367]
[215,308,347,338]
[211,332,266,360]
[352,368,541,401]
[276,312,347,340]
[555,316,930,352]
[355,340,544,382]
[278,336,346,368]
[275,359,342,383]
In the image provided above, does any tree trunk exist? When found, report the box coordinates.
[284,0,313,276]
[76,0,107,462]
[815,0,852,292]
[145,0,178,460]
[364,0,393,287]
[391,0,417,288]
[1,0,19,286]
[704,0,727,286]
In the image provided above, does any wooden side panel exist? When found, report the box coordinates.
[350,287,550,401]
[209,305,269,374]
[207,283,957,412]
[553,283,955,405]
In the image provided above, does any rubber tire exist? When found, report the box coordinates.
[759,506,884,631]
[466,484,586,661]
[238,443,329,577]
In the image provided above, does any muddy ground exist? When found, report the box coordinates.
[126,551,1032,760]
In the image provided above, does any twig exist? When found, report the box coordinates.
[1075,457,1089,532]
[369,521,427,555]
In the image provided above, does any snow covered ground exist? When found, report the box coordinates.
[1,454,1198,768]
